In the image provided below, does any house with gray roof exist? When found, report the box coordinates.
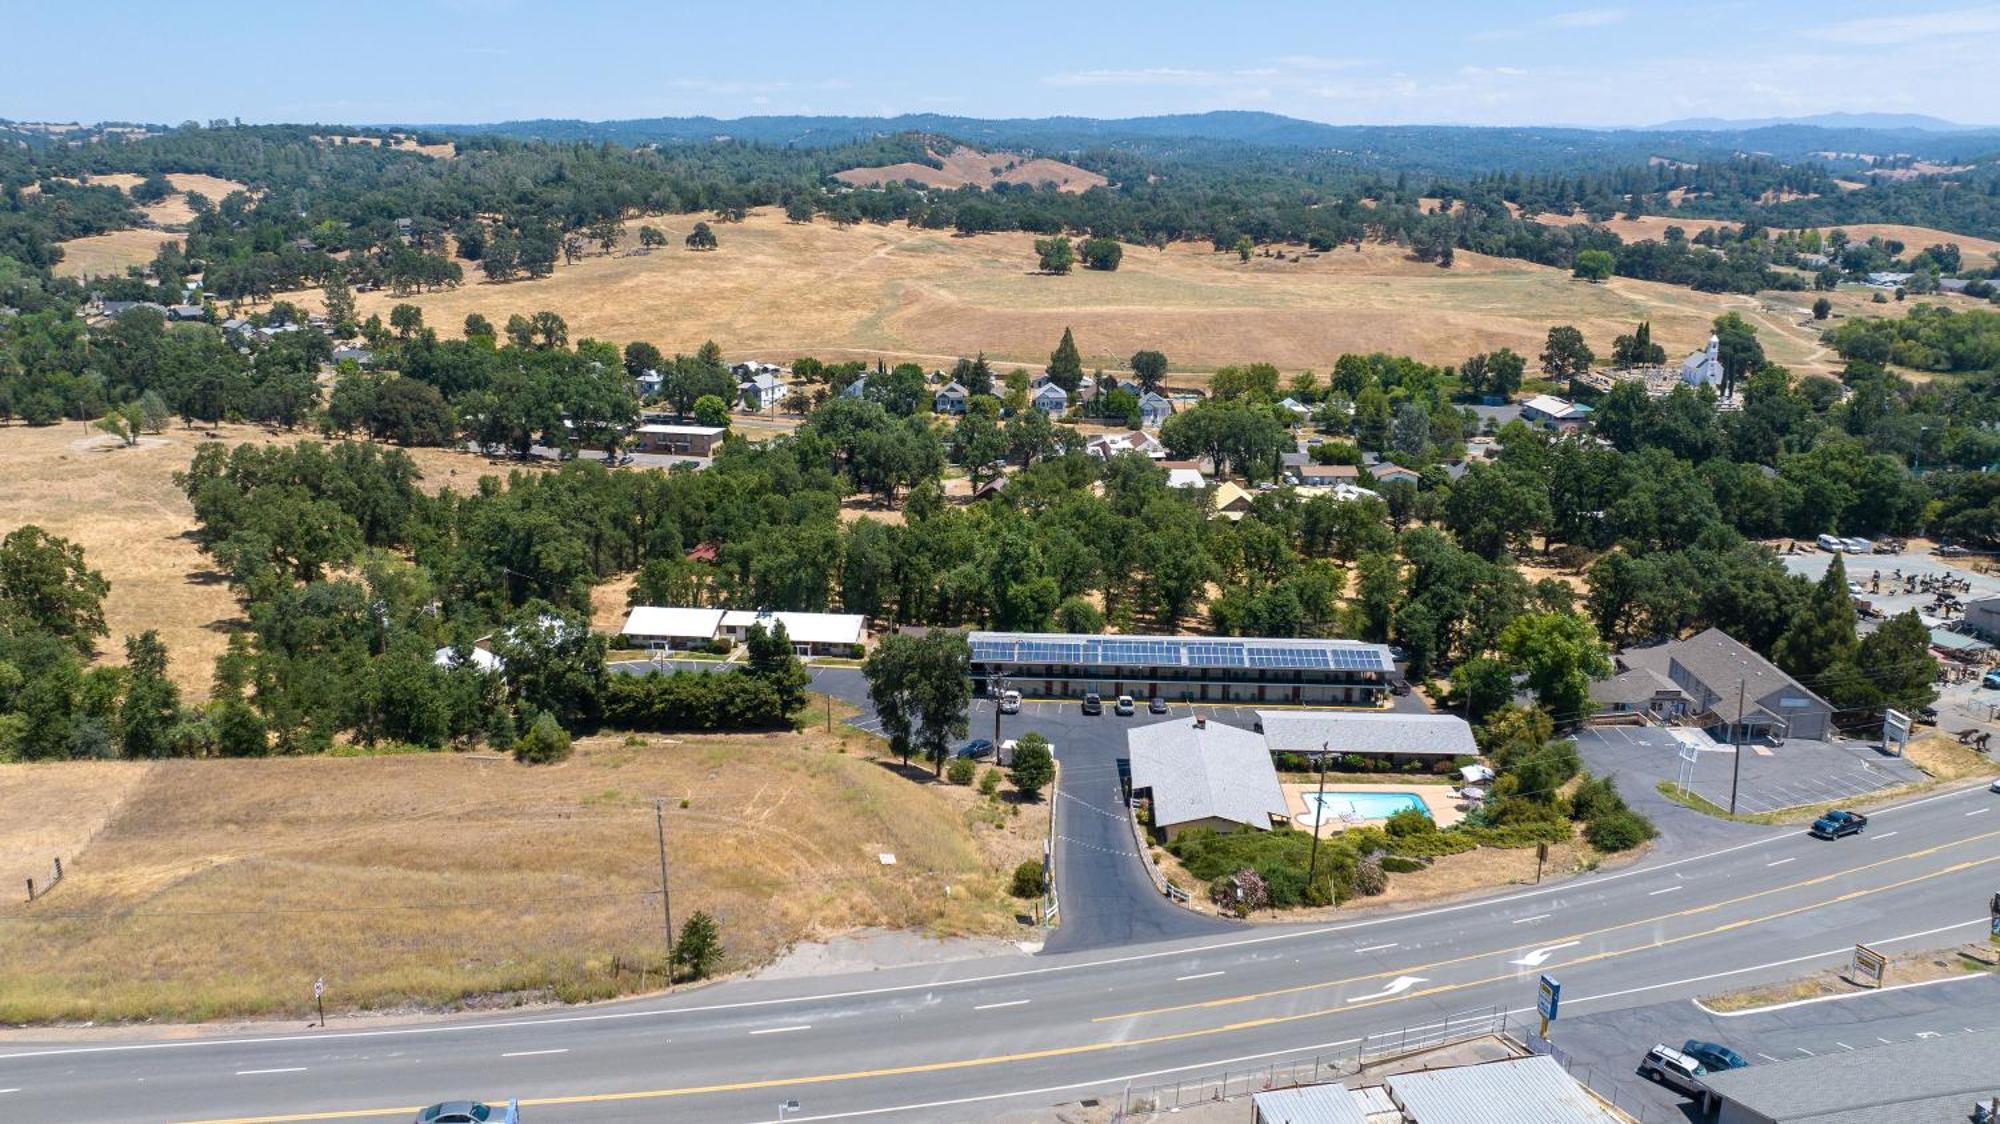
[1032,382,1070,416]
[1139,391,1174,429]
[1256,710,1477,762]
[932,381,970,415]
[1127,717,1289,841]
[1606,627,1832,741]
[1697,1027,1999,1124]
[738,371,787,413]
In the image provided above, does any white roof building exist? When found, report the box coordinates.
[1679,333,1723,389]
[1128,717,1289,837]
[1166,467,1208,489]
[432,646,504,673]
[621,606,727,643]
[719,609,866,648]
[1257,710,1478,758]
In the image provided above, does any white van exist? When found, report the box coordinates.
[1816,533,1844,552]
[998,690,1021,714]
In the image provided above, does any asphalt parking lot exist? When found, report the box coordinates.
[1576,724,1926,821]
[1550,973,2000,1123]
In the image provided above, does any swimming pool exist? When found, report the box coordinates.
[1301,790,1431,826]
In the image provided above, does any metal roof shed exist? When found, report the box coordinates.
[1386,1056,1621,1124]
[1250,1083,1369,1124]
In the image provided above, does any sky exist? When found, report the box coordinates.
[6,0,1999,129]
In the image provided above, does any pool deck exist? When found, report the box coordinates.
[1280,782,1467,836]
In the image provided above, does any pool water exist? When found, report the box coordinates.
[1302,790,1431,824]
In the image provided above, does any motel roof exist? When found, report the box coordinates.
[1128,718,1289,832]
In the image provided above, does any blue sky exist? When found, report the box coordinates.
[6,1,1998,127]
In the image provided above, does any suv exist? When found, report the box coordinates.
[1114,695,1136,716]
[998,690,1021,714]
[1081,692,1103,715]
[1638,1044,1708,1097]
[1681,1040,1747,1072]
[1148,696,1169,714]
[1809,809,1868,839]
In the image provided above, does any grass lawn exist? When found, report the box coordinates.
[0,727,1030,1024]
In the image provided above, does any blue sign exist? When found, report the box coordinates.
[1537,974,1562,1021]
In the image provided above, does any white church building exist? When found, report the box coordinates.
[1679,334,1725,392]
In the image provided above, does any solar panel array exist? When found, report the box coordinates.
[968,633,1391,672]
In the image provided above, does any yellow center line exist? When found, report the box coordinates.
[1093,827,2000,1022]
[177,850,2000,1124]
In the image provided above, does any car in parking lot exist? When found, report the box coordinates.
[1149,696,1169,714]
[1809,809,1868,839]
[1081,692,1103,715]
[1390,679,1412,696]
[1681,1040,1747,1072]
[1637,1044,1708,1097]
[1984,669,2000,691]
[1114,695,1135,716]
[953,738,995,760]
[1816,533,1844,552]
[998,690,1021,714]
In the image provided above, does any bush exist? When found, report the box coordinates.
[978,767,1001,796]
[1586,809,1656,852]
[513,713,572,764]
[1385,807,1435,837]
[1009,732,1054,799]
[1380,854,1428,874]
[1568,773,1627,822]
[672,910,723,981]
[1209,868,1271,916]
[1351,855,1388,897]
[602,668,790,731]
[1010,860,1046,898]
[946,756,976,785]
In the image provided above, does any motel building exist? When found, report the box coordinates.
[967,631,1396,706]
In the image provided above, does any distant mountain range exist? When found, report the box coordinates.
[1646,112,1990,133]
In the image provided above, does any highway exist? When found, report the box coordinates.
[3,779,1995,1123]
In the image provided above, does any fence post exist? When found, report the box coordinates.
[52,857,61,881]
[25,877,33,902]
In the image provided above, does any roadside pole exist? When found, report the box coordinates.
[655,798,676,990]
[1728,678,1746,815]
[313,977,324,1028]
[1306,741,1330,891]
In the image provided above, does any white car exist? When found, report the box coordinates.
[1843,537,1873,553]
[998,690,1021,714]
[1816,533,1844,552]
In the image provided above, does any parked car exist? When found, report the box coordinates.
[1148,696,1169,714]
[997,690,1021,714]
[1816,533,1845,552]
[1637,1044,1708,1097]
[953,738,995,760]
[1081,692,1103,716]
[1843,537,1873,553]
[1938,543,1970,557]
[1115,694,1136,716]
[1681,1040,1747,1072]
[1390,679,1412,696]
[1984,669,2000,691]
[1809,809,1868,839]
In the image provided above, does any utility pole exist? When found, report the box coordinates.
[655,798,676,990]
[993,676,1007,748]
[1728,678,1746,815]
[1305,742,1331,892]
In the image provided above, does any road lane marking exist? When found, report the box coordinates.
[1877,831,1898,839]
[1796,1047,1815,1056]
[1766,858,1796,868]
[500,1049,568,1058]
[749,1026,812,1036]
[42,795,1997,1070]
[1508,942,1580,967]
[972,1000,1029,1011]
[1511,914,1550,925]
[1757,1052,1780,1062]
[1968,808,1990,817]
[1352,943,1398,954]
[1648,886,1683,895]
[1835,1042,1853,1050]
[0,1088,18,1093]
[236,1068,308,1076]
[1345,976,1426,1002]
[1176,972,1224,982]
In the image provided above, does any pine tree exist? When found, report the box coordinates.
[673,911,724,980]
[1046,327,1084,393]
[1771,554,1857,682]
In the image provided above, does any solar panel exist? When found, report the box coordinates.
[968,633,1392,674]
[1183,641,1247,668]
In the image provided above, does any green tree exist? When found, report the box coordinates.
[513,711,573,764]
[1079,237,1122,271]
[1539,326,1595,381]
[693,394,731,428]
[118,630,180,759]
[1129,349,1169,394]
[0,526,110,654]
[685,222,718,251]
[1009,731,1054,799]
[1812,297,1833,321]
[1573,249,1616,281]
[744,621,810,714]
[1610,321,1666,367]
[1497,612,1612,723]
[1711,312,1763,398]
[673,910,724,980]
[1034,235,1074,274]
[389,303,424,339]
[1046,327,1084,393]
[1771,554,1857,682]
[1234,235,1254,262]
[863,631,972,775]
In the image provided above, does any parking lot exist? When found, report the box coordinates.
[1551,973,2000,1122]
[1576,725,1925,825]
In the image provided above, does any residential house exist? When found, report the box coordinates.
[933,381,971,415]
[1864,271,1914,289]
[841,375,869,399]
[1296,463,1360,487]
[634,368,665,399]
[1598,627,1834,741]
[432,645,504,673]
[1032,382,1070,416]
[1084,432,1167,460]
[738,371,787,413]
[1371,463,1422,487]
[631,424,726,457]
[165,304,206,322]
[1138,391,1174,428]
[1210,481,1255,521]
[1276,396,1314,420]
[718,609,867,658]
[1796,252,1831,269]
[1128,717,1290,842]
[1166,467,1207,489]
[331,346,374,366]
[1519,395,1593,431]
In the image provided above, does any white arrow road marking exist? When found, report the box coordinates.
[1509,941,1582,967]
[1346,975,1427,1003]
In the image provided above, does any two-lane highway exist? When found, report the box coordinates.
[4,780,1995,1123]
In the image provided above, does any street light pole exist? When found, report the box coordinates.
[1727,679,1746,816]
[1305,741,1331,892]
[655,798,676,990]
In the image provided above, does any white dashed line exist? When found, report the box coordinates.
[1795,1047,1816,1056]
[1876,831,1898,839]
[1512,914,1551,925]
[1176,971,1225,982]
[501,1048,568,1058]
[1835,1042,1854,1051]
[1756,1053,1780,1062]
[749,1025,812,1036]
[236,1067,307,1076]
[1648,885,1683,896]
[1967,808,1990,817]
[1766,857,1796,868]
[1353,943,1399,953]
[973,1000,1030,1011]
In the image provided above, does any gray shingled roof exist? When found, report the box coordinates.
[1386,1056,1621,1124]
[1256,710,1478,758]
[1698,1028,2000,1124]
[1588,666,1685,708]
[1616,627,1828,723]
[1127,718,1288,831]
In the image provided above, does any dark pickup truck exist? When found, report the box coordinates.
[1809,809,1868,839]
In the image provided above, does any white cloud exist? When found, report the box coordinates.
[1548,7,1628,28]
[1808,6,2000,45]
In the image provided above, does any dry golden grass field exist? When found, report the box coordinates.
[833,145,1106,193]
[50,172,253,279]
[0,420,493,697]
[294,209,1894,379]
[0,730,1037,1023]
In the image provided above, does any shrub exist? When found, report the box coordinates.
[1209,868,1271,916]
[1586,809,1656,852]
[1385,808,1435,837]
[946,756,976,786]
[1351,855,1388,897]
[978,767,1001,796]
[1009,732,1054,799]
[672,910,723,981]
[1568,773,1627,822]
[1380,854,1428,874]
[1010,860,1046,898]
[513,713,572,764]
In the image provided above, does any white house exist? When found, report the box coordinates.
[1519,394,1593,431]
[1139,391,1174,428]
[1032,383,1070,416]
[621,606,728,650]
[719,609,867,658]
[738,372,787,413]
[1678,334,1724,390]
[933,381,971,415]
[841,375,869,399]
[1166,467,1207,489]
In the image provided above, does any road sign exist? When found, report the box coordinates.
[313,977,324,998]
[1852,943,1886,988]
[1536,974,1561,1021]
[1884,708,1912,756]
